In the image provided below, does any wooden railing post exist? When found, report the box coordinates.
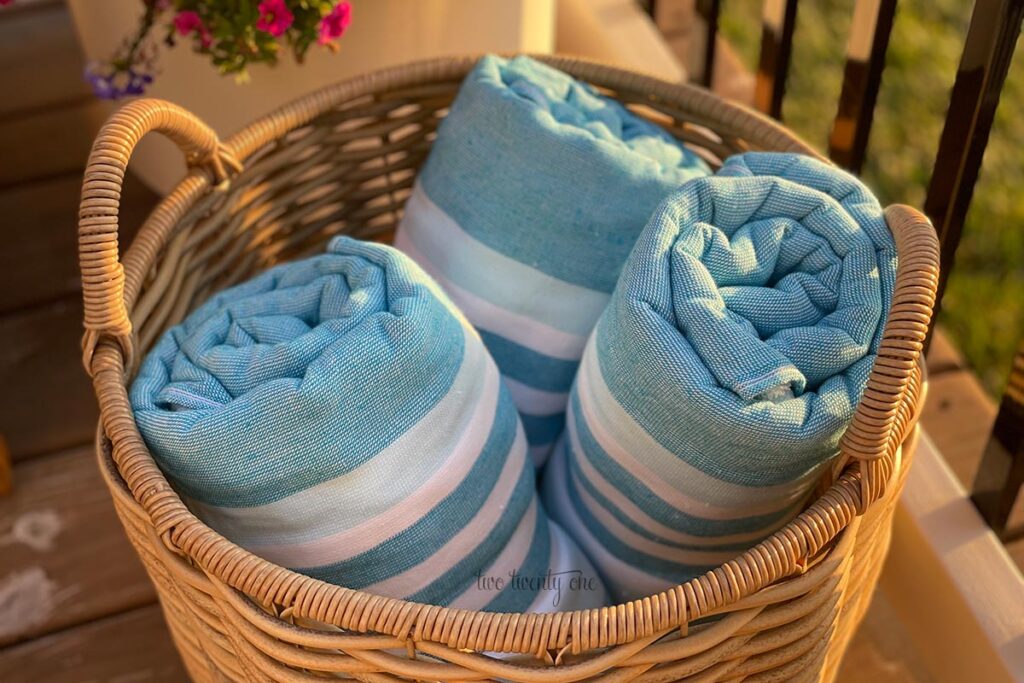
[754,0,800,119]
[828,0,898,173]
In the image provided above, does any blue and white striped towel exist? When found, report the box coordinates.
[131,237,607,612]
[395,55,711,465]
[542,153,897,602]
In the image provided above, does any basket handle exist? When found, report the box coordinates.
[839,204,940,504]
[78,98,241,374]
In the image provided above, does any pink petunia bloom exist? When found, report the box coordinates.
[256,0,294,37]
[174,10,202,34]
[317,2,352,45]
[174,10,213,48]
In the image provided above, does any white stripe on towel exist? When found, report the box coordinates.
[397,183,609,339]
[504,377,570,416]
[396,226,589,362]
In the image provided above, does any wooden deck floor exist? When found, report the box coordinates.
[0,1,1017,680]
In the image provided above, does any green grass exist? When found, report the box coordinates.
[719,0,1024,397]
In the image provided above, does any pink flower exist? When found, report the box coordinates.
[174,10,212,48]
[318,2,352,45]
[0,1,15,6]
[256,0,294,37]
[174,10,202,34]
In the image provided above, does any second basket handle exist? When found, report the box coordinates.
[78,99,241,374]
[839,204,940,505]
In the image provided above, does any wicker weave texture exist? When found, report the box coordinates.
[79,55,940,682]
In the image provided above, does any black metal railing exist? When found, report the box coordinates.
[698,0,721,87]
[974,343,1024,538]
[646,0,1023,539]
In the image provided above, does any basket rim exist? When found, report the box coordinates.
[83,53,940,656]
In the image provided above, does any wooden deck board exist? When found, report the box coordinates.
[0,446,157,647]
[0,0,91,119]
[0,604,187,683]
[0,298,99,460]
[919,368,997,490]
[926,329,967,375]
[0,174,156,314]
[836,590,936,683]
[0,100,110,188]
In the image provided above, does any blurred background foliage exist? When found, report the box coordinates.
[720,0,1024,397]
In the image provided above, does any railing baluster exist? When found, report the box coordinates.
[923,0,1024,312]
[755,0,800,119]
[828,0,898,173]
[972,342,1024,538]
[697,0,722,88]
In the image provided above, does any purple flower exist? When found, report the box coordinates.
[85,62,154,100]
[318,2,351,45]
[256,0,294,37]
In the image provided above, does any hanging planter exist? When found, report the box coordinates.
[80,0,353,100]
[67,0,556,193]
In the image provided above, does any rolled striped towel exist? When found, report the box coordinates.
[542,153,897,602]
[395,55,710,465]
[130,237,607,612]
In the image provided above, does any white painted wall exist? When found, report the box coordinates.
[555,0,686,82]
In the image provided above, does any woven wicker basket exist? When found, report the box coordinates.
[79,55,940,682]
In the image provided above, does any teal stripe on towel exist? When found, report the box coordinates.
[481,506,553,613]
[478,330,580,394]
[519,411,567,449]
